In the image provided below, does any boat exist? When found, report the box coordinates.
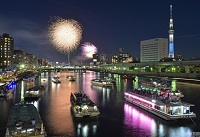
[70,91,100,118]
[52,76,61,83]
[67,76,76,81]
[90,79,114,87]
[121,75,135,80]
[23,76,35,81]
[26,79,35,89]
[124,88,196,120]
[5,103,47,137]
[0,87,7,98]
[0,81,15,98]
[103,77,116,83]
[139,79,184,99]
[139,79,172,90]
[24,86,45,100]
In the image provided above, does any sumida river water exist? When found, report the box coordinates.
[0,71,200,137]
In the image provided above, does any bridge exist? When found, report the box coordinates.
[40,60,200,79]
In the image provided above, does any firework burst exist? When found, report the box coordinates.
[81,42,98,58]
[48,17,82,53]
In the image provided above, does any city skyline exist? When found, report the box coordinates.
[0,0,200,64]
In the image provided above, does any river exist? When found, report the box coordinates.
[0,70,200,137]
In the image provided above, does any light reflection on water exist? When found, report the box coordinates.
[124,103,156,137]
[75,120,98,137]
[0,71,200,137]
[124,103,193,137]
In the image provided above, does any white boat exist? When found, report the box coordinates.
[124,89,196,121]
[70,92,100,118]
[26,79,35,89]
[24,86,45,100]
[103,77,116,83]
[91,79,114,87]
[52,76,61,83]
[5,103,47,137]
[67,76,76,81]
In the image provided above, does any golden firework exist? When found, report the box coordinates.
[48,17,82,53]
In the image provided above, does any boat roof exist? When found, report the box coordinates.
[71,92,96,106]
[125,91,194,107]
[7,103,43,129]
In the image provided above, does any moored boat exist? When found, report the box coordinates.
[26,79,35,89]
[91,79,114,87]
[70,91,100,118]
[5,103,47,137]
[103,77,116,83]
[0,84,7,98]
[124,89,196,120]
[24,86,45,100]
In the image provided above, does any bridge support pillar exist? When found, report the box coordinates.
[184,66,190,73]
[158,66,162,72]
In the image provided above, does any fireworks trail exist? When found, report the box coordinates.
[81,42,98,58]
[48,17,82,54]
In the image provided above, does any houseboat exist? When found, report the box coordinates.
[26,79,35,89]
[70,91,100,118]
[124,89,196,120]
[24,86,45,100]
[5,103,47,137]
[91,79,114,87]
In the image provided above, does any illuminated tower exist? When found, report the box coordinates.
[168,5,174,58]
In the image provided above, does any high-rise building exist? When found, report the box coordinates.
[111,54,118,64]
[168,5,174,58]
[140,38,168,62]
[13,50,26,64]
[118,48,130,63]
[92,54,100,66]
[0,33,14,70]
[99,54,108,64]
[13,50,38,70]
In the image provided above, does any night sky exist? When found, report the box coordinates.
[0,0,200,65]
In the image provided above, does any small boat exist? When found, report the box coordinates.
[24,86,45,100]
[0,88,7,98]
[23,76,35,81]
[124,89,196,121]
[52,76,61,83]
[26,79,35,89]
[121,75,135,80]
[91,79,114,87]
[5,103,47,137]
[70,92,100,118]
[103,77,116,83]
[67,76,76,81]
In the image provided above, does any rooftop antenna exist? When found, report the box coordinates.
[170,5,173,19]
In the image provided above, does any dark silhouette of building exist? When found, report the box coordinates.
[0,33,14,70]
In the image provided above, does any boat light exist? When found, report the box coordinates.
[152,99,156,103]
[94,106,97,110]
[83,105,88,110]
[125,92,155,107]
[27,128,34,132]
[21,130,26,133]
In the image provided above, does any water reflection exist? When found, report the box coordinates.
[1,71,199,137]
[124,103,156,136]
[91,85,112,106]
[74,119,98,137]
[124,100,194,137]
